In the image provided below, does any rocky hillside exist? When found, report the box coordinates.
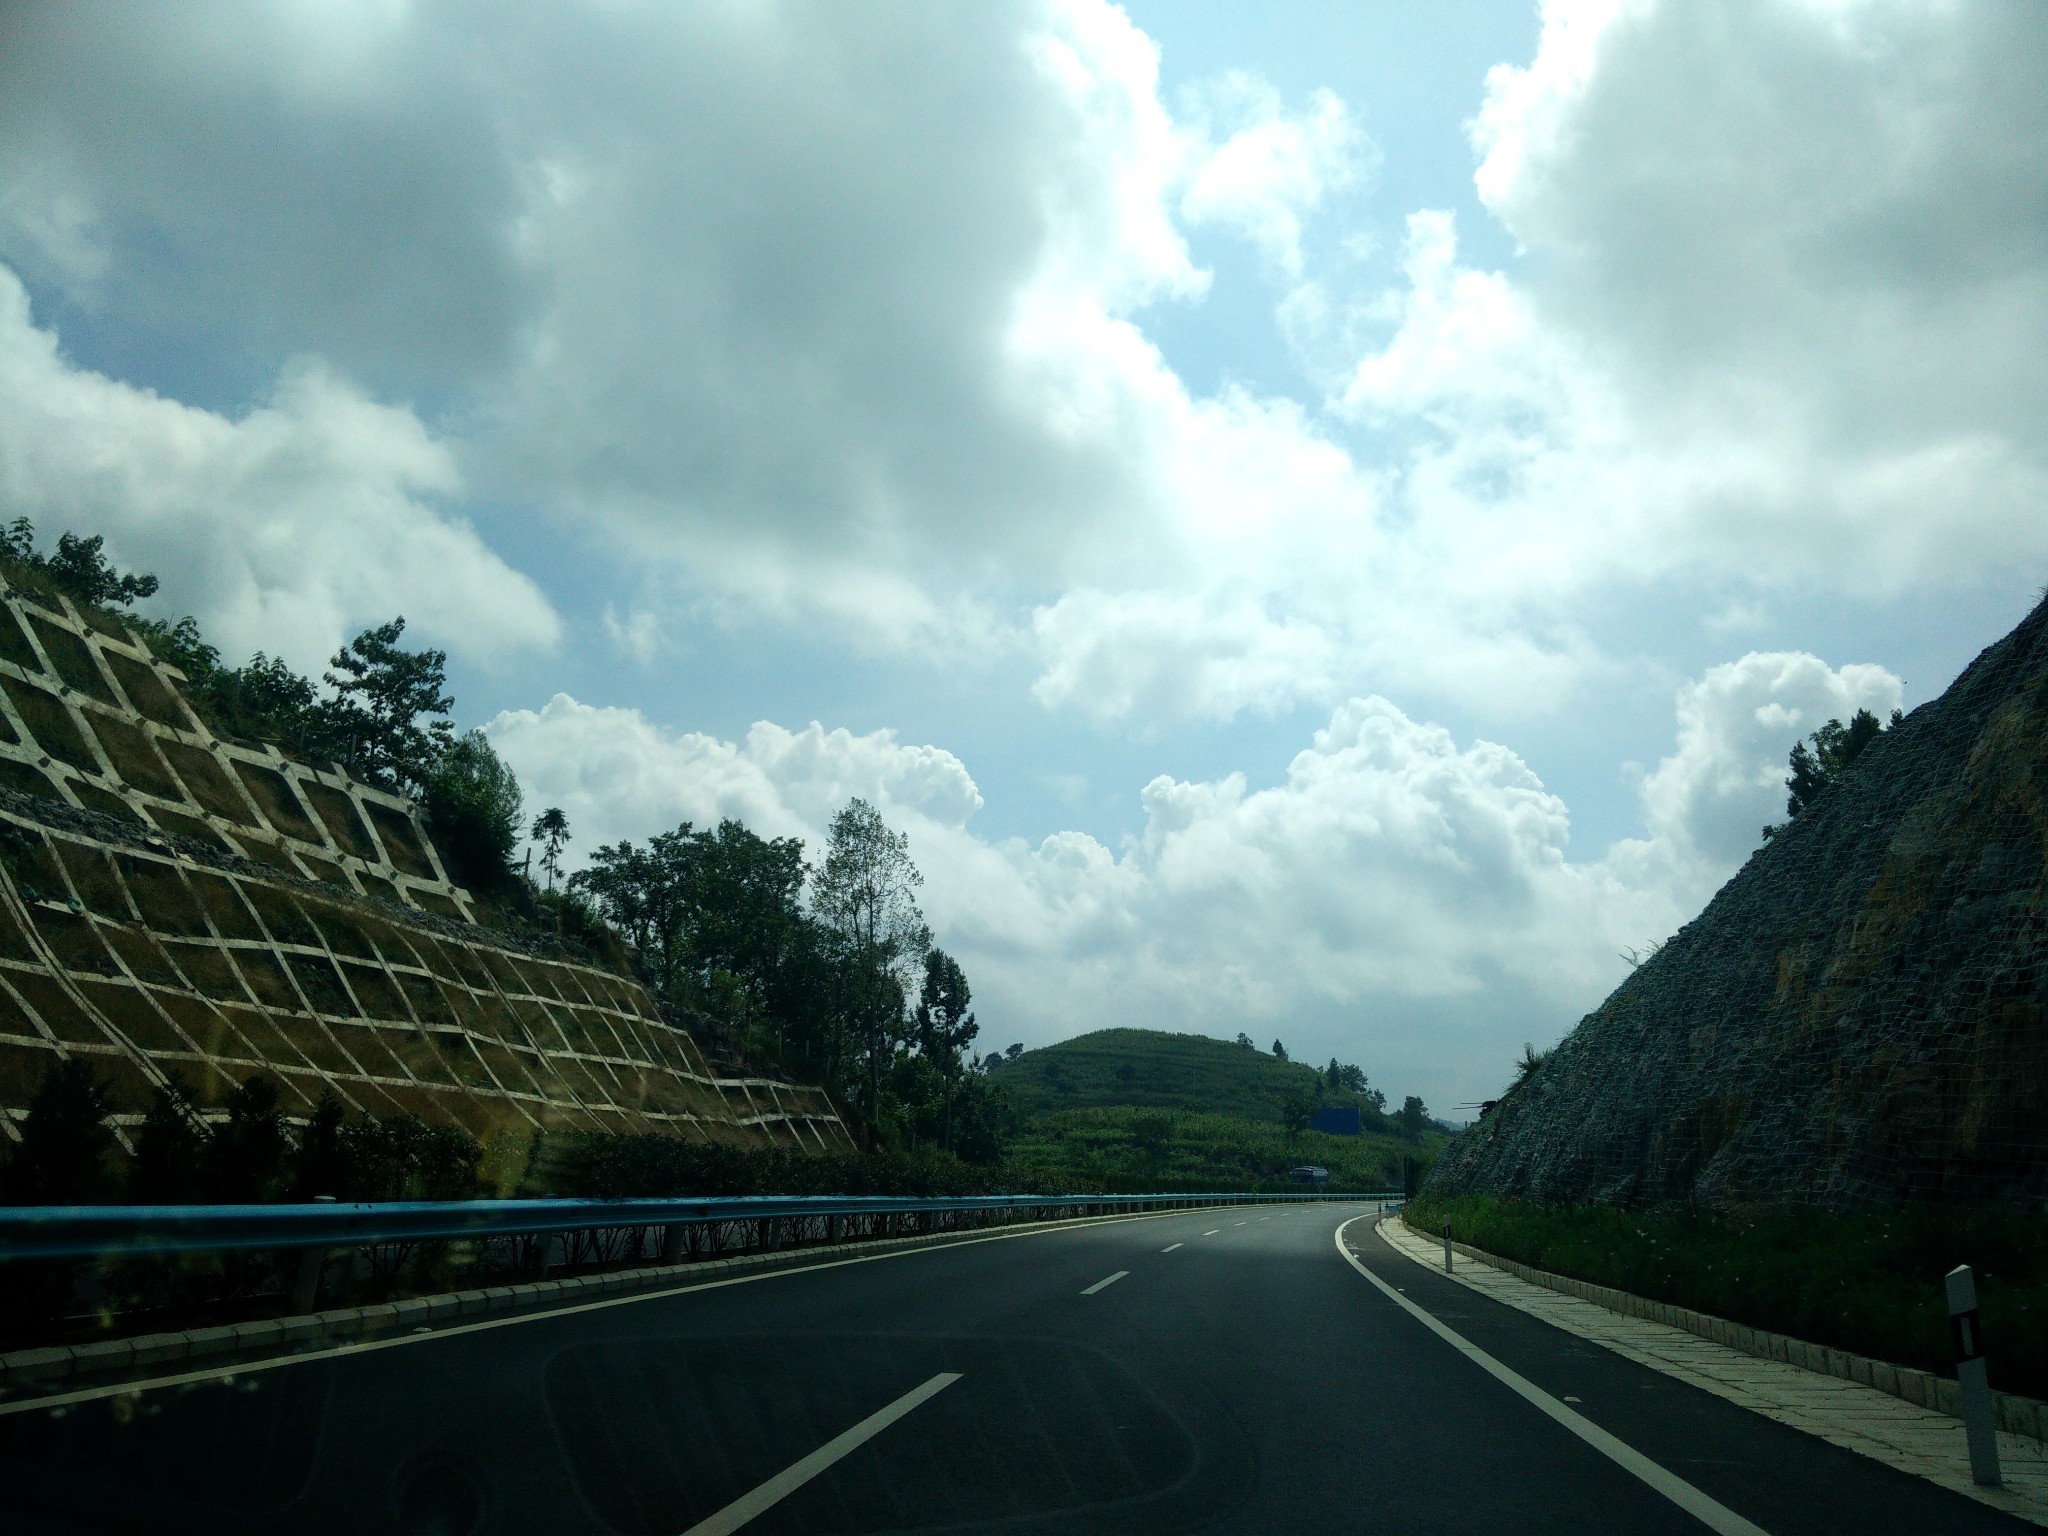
[1429,593,2048,1213]
[0,579,852,1166]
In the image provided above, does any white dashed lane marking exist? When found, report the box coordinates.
[1081,1271,1129,1296]
[682,1371,961,1536]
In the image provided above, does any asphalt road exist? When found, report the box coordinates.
[0,1202,2031,1535]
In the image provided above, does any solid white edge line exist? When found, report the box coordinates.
[1160,1242,1184,1253]
[0,1205,1216,1419]
[1333,1216,1771,1536]
[1080,1270,1129,1295]
[680,1370,962,1536]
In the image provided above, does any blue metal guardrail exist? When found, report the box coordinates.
[0,1190,1402,1263]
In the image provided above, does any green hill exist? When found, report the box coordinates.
[1004,1107,1436,1194]
[990,1027,1387,1127]
[983,1029,1445,1193]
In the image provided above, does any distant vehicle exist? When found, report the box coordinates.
[1287,1165,1330,1187]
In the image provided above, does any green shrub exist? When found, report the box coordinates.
[536,1134,1007,1200]
[333,1117,481,1202]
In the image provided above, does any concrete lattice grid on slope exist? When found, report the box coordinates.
[0,581,852,1162]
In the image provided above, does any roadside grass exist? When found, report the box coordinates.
[1003,1106,1430,1193]
[1405,1193,2048,1400]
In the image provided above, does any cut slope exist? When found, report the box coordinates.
[1429,593,2048,1213]
[0,579,852,1161]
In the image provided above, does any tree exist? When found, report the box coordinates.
[686,820,811,1043]
[1400,1094,1427,1141]
[128,1074,208,1203]
[1005,1043,1024,1062]
[3,1057,116,1203]
[1271,1039,1287,1061]
[1235,1032,1254,1050]
[531,806,570,892]
[811,799,930,1147]
[0,519,159,608]
[322,618,454,792]
[291,1095,348,1200]
[1326,1057,1343,1091]
[1763,707,1902,838]
[422,731,524,888]
[571,819,816,1058]
[574,832,697,997]
[203,1075,291,1202]
[1280,1091,1312,1137]
[914,948,979,1152]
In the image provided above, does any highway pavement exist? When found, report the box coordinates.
[0,1201,2032,1534]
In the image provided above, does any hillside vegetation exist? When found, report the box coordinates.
[992,1028,1393,1126]
[986,1029,1441,1191]
[1007,1107,1429,1194]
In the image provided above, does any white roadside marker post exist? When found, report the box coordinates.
[1442,1220,1453,1274]
[1946,1264,2001,1487]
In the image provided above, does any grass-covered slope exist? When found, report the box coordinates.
[989,1028,1386,1126]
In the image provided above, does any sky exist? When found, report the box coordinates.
[1,1,2042,1116]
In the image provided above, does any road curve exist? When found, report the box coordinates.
[1,1202,2030,1534]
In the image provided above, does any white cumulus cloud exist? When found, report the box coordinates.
[486,659,1890,1108]
[0,266,557,672]
[1627,651,1903,875]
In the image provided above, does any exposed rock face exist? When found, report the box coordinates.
[1429,596,2048,1213]
[0,580,852,1161]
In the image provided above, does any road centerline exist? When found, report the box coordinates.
[1202,1228,1220,1236]
[1160,1242,1184,1253]
[1333,1216,1771,1536]
[680,1370,962,1536]
[1081,1270,1129,1295]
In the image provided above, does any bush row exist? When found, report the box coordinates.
[0,1062,485,1206]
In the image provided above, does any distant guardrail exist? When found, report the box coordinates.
[0,1190,1402,1263]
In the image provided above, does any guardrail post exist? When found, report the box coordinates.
[765,1218,782,1253]
[1442,1220,1453,1275]
[660,1224,685,1263]
[290,1195,337,1313]
[1947,1265,2001,1487]
[827,1214,842,1244]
